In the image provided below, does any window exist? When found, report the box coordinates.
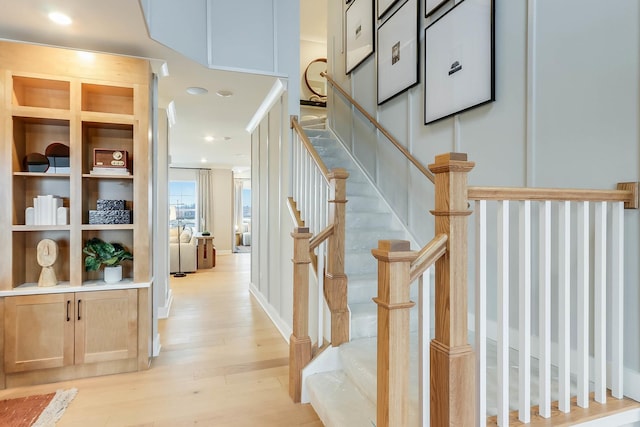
[169,180,197,229]
[242,188,251,220]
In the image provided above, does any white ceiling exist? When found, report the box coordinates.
[0,0,327,172]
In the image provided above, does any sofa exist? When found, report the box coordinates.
[169,226,197,273]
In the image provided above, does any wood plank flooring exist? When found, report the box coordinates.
[0,253,322,426]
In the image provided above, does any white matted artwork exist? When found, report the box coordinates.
[377,0,419,105]
[346,0,375,74]
[425,0,448,17]
[378,0,400,18]
[424,0,494,124]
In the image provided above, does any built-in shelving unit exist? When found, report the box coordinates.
[0,40,152,388]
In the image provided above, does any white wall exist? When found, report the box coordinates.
[328,0,640,381]
[249,94,295,339]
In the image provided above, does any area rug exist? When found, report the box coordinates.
[0,388,77,427]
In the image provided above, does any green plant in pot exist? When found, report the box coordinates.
[83,237,133,283]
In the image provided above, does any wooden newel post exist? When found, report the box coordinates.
[290,226,313,403]
[428,153,476,426]
[325,168,349,346]
[372,240,417,427]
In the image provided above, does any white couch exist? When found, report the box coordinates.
[169,226,197,273]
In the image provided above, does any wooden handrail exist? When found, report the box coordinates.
[322,72,435,184]
[468,184,638,206]
[291,115,330,179]
[409,233,448,283]
[309,224,334,251]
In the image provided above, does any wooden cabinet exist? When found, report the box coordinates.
[4,290,138,374]
[0,41,152,388]
[75,289,137,364]
[4,294,74,373]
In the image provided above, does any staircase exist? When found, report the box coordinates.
[302,127,416,426]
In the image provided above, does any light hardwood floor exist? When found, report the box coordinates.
[0,254,322,426]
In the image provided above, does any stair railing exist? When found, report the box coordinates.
[469,181,638,425]
[288,116,349,403]
[322,72,435,184]
[374,152,639,426]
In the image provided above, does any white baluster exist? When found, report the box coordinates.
[518,201,531,423]
[317,240,325,348]
[577,201,589,408]
[594,202,607,404]
[611,202,624,399]
[475,200,487,426]
[558,201,571,413]
[497,200,509,426]
[538,201,551,418]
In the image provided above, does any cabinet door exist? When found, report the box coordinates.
[75,289,137,364]
[4,293,75,373]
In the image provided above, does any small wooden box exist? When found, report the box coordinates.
[93,148,129,168]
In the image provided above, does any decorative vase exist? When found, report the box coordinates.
[103,265,122,283]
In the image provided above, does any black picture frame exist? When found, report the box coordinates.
[378,0,401,19]
[345,0,375,74]
[377,0,419,105]
[425,0,448,17]
[424,0,495,125]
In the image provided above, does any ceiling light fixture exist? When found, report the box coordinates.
[186,86,208,95]
[216,90,233,98]
[49,12,72,26]
[201,158,207,163]
[204,136,214,142]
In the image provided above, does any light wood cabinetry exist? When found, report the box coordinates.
[75,289,138,365]
[4,294,74,373]
[4,290,137,373]
[0,41,152,388]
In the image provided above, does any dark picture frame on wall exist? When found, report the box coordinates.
[424,0,495,125]
[346,0,375,74]
[378,0,400,19]
[377,0,419,105]
[425,0,448,17]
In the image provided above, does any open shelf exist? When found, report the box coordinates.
[82,83,133,115]
[12,76,70,110]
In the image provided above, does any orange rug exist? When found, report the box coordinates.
[0,389,77,427]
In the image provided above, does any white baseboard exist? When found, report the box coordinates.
[249,282,292,343]
[157,289,173,319]
[153,333,161,357]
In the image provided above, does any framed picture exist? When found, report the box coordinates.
[425,0,448,17]
[378,0,400,18]
[377,0,419,105]
[424,0,495,124]
[346,0,375,74]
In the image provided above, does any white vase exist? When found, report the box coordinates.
[103,265,122,283]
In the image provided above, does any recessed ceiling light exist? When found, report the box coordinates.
[216,90,233,98]
[201,158,207,163]
[49,12,72,26]
[186,86,208,95]
[204,136,214,142]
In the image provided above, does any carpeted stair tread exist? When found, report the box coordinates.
[306,370,376,427]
